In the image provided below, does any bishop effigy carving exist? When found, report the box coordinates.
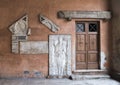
[39,14,60,32]
[49,35,71,78]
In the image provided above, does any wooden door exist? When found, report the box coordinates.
[76,22,99,70]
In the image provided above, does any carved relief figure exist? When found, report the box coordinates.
[39,14,60,32]
[54,37,67,76]
[49,35,71,77]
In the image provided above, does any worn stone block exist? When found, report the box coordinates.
[49,35,72,77]
[20,41,48,54]
[12,41,19,54]
[57,11,111,20]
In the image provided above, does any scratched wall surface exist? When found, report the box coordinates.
[0,0,110,78]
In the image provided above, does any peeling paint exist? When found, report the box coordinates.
[100,52,107,70]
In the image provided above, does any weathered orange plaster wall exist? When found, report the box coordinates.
[0,0,110,78]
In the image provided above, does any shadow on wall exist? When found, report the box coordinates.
[110,39,120,82]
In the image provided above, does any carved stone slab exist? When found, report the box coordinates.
[49,35,71,77]
[20,41,48,54]
[9,15,28,36]
[39,15,60,32]
[57,11,111,20]
[9,15,30,54]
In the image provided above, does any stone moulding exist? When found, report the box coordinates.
[39,14,60,32]
[57,11,111,20]
[20,41,48,54]
[49,35,72,77]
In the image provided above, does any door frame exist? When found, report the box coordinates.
[73,19,107,72]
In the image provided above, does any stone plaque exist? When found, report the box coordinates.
[20,41,48,54]
[49,35,72,77]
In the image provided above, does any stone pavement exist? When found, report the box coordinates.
[0,78,119,85]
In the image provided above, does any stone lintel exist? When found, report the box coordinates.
[57,11,111,20]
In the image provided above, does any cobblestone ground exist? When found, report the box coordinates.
[0,78,119,85]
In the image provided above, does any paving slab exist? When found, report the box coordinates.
[0,78,119,85]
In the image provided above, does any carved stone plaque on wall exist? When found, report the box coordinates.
[20,41,48,54]
[9,15,30,54]
[49,35,71,77]
[39,15,60,32]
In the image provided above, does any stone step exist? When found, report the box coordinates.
[73,70,108,75]
[71,74,110,80]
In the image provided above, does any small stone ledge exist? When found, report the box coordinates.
[71,74,110,80]
[57,11,111,20]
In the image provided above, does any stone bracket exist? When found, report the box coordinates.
[57,11,111,21]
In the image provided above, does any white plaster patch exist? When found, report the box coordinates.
[49,35,72,77]
[100,52,107,70]
[20,41,48,54]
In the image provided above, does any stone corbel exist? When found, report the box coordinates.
[39,14,60,32]
[57,11,111,21]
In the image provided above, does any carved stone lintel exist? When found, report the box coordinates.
[49,35,71,77]
[57,11,111,20]
[39,15,60,32]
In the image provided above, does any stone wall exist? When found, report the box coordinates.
[111,0,120,80]
[0,0,110,78]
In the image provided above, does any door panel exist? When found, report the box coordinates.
[76,34,86,51]
[88,53,99,69]
[76,53,87,69]
[76,54,86,62]
[76,21,99,70]
[88,54,98,62]
[88,35,97,51]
